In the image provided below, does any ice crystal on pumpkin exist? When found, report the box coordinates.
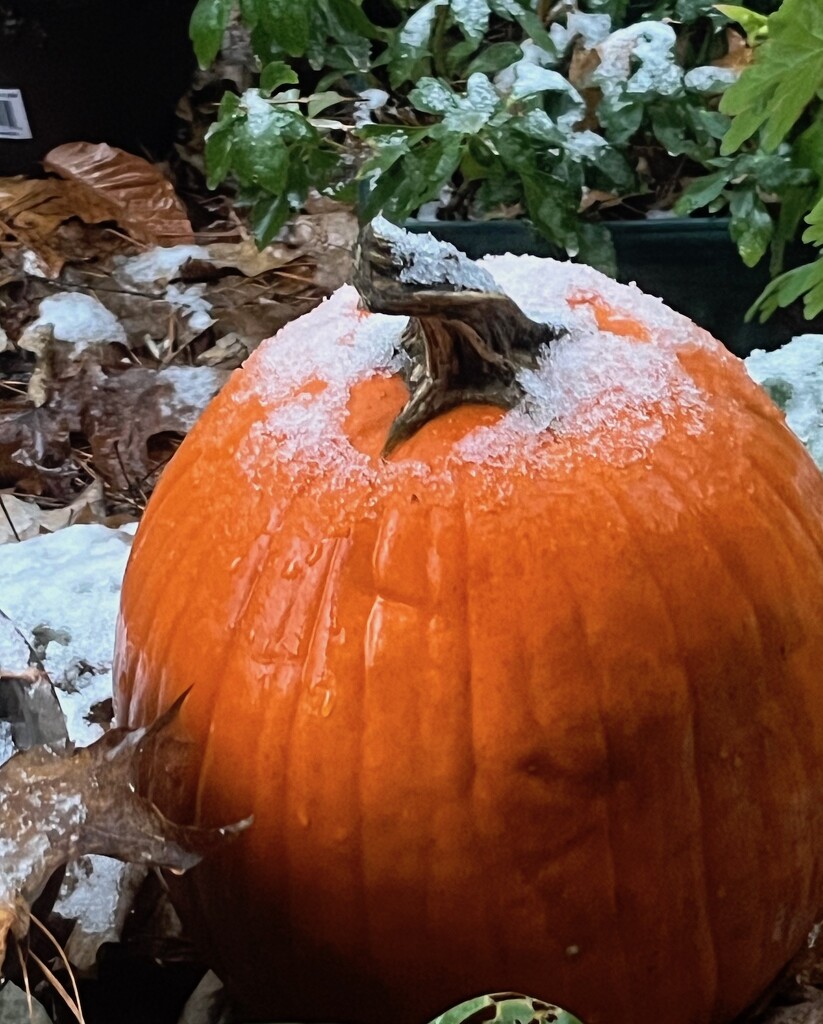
[233,250,726,511]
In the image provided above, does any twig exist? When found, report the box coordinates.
[27,949,86,1024]
[30,913,86,1024]
[0,493,21,542]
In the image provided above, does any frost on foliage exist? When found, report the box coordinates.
[495,40,560,95]
[746,335,823,469]
[567,12,612,48]
[593,22,682,100]
[397,0,490,49]
[451,0,491,42]
[684,65,740,93]
[493,49,602,161]
[545,11,611,54]
[413,74,499,134]
[399,0,446,51]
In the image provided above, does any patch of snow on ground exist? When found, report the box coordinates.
[0,523,138,965]
[27,291,127,348]
[0,523,136,749]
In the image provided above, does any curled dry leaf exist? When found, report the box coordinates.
[0,694,251,973]
[0,329,227,501]
[43,143,195,248]
[0,480,106,543]
[0,176,124,279]
[713,28,754,72]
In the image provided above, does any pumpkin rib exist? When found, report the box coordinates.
[284,531,363,942]
[549,517,633,1017]
[650,450,819,1017]
[604,475,721,1015]
[748,435,823,570]
[581,472,719,1018]
[458,498,503,972]
[191,530,283,822]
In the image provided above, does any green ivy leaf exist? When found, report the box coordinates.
[410,74,500,133]
[389,0,443,85]
[362,133,463,221]
[720,0,823,153]
[466,41,523,75]
[254,0,312,56]
[714,4,769,43]
[729,186,772,266]
[250,191,291,245]
[674,167,730,214]
[451,0,491,42]
[260,60,300,94]
[578,222,618,276]
[752,259,823,320]
[189,0,233,67]
[409,77,456,116]
[204,92,242,188]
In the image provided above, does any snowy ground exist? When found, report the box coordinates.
[0,331,822,1012]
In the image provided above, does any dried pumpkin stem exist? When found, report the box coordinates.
[353,217,562,455]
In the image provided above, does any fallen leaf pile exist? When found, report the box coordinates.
[0,143,357,526]
[0,694,250,979]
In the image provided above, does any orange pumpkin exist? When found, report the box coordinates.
[114,223,823,1024]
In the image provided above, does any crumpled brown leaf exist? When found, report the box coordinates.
[0,329,227,501]
[0,481,106,543]
[0,177,123,279]
[714,28,753,72]
[43,143,194,248]
[0,694,251,972]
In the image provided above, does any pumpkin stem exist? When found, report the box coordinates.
[353,217,562,455]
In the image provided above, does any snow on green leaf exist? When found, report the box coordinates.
[411,74,500,134]
[451,0,492,42]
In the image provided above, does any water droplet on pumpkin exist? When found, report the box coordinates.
[283,558,302,580]
[306,543,323,566]
[320,687,335,717]
[297,808,311,828]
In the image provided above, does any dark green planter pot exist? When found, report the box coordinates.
[405,217,817,358]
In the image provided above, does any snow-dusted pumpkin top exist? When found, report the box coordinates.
[218,239,770,526]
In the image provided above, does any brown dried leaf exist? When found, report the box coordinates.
[43,143,194,248]
[0,178,115,237]
[0,177,121,279]
[567,43,602,130]
[0,695,251,971]
[0,332,227,500]
[714,28,754,72]
[0,480,106,544]
[579,188,623,213]
[275,200,359,295]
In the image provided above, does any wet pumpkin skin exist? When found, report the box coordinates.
[115,269,823,1024]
